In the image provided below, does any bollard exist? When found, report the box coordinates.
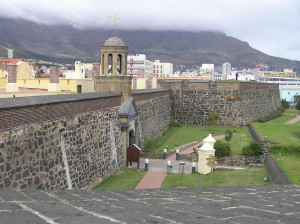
[145,159,149,171]
[176,149,179,160]
[163,148,167,159]
[192,162,196,173]
[179,162,185,188]
[167,160,172,174]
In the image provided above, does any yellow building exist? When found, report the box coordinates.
[132,77,157,89]
[264,70,296,78]
[16,61,34,79]
[17,78,94,93]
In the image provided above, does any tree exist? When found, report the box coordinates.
[281,99,289,110]
[225,129,233,142]
[294,95,300,110]
[206,113,220,130]
[206,155,217,187]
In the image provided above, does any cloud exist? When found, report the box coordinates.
[1,0,300,60]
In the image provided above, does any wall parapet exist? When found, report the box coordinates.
[0,92,122,130]
[132,88,170,101]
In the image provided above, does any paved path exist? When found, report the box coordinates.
[135,171,166,189]
[0,185,299,223]
[136,136,225,189]
[286,115,300,124]
[167,135,225,161]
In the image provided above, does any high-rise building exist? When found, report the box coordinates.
[222,62,231,77]
[153,60,173,77]
[200,64,214,80]
[127,54,153,78]
[7,49,13,59]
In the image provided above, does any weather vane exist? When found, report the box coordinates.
[108,15,120,37]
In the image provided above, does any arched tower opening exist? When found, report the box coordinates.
[117,54,122,74]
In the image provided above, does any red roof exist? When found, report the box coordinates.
[0,58,25,63]
[40,73,50,78]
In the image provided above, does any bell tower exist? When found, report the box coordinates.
[100,37,128,75]
[96,36,132,103]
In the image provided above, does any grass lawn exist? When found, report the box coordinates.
[94,168,147,190]
[268,114,297,124]
[144,124,251,155]
[252,123,300,146]
[284,109,300,115]
[271,151,300,184]
[220,128,252,155]
[161,167,271,189]
[268,109,299,124]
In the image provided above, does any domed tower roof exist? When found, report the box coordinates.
[103,36,126,46]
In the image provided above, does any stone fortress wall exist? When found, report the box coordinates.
[162,80,281,126]
[0,93,125,190]
[0,82,282,190]
[0,90,172,190]
[132,89,172,146]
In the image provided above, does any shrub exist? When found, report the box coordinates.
[214,140,231,157]
[296,101,300,110]
[143,138,154,150]
[269,144,300,153]
[242,142,263,156]
[257,109,284,123]
[281,99,289,110]
[169,121,182,128]
[225,129,233,142]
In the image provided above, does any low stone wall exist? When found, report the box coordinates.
[178,152,198,162]
[249,124,292,184]
[179,153,265,166]
[216,155,265,166]
[140,141,198,159]
[248,124,262,143]
[265,154,292,185]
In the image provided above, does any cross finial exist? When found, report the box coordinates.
[108,15,119,37]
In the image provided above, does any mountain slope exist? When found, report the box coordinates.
[0,18,299,72]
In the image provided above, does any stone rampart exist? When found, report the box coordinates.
[0,93,124,190]
[132,89,172,148]
[169,81,281,126]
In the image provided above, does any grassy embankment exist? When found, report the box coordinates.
[252,109,300,184]
[144,123,252,155]
[94,168,147,190]
[161,167,270,189]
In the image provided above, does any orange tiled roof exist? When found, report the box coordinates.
[0,58,25,63]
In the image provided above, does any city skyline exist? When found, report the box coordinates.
[0,0,299,61]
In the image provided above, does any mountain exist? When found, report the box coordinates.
[0,18,300,73]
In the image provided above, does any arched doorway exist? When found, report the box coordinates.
[129,129,135,146]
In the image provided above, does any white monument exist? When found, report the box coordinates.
[198,134,216,175]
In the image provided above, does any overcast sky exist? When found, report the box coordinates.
[1,0,300,61]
